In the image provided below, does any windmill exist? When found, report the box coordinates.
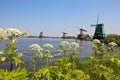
[91,15,105,39]
[61,31,68,39]
[39,31,43,38]
[76,25,87,39]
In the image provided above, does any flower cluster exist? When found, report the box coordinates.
[0,28,7,42]
[6,28,21,36]
[44,43,54,49]
[55,50,63,56]
[0,57,6,62]
[93,39,101,44]
[71,42,79,50]
[29,44,43,53]
[60,41,70,50]
[0,28,29,42]
[17,53,23,58]
[0,28,4,32]
[0,50,4,55]
[108,42,117,47]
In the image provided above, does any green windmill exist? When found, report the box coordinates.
[91,15,105,39]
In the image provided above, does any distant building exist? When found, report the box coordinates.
[39,32,43,38]
[93,23,105,39]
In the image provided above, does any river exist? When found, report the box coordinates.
[0,38,92,70]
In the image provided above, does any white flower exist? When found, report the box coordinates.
[0,28,7,42]
[29,44,43,52]
[1,57,6,61]
[93,39,101,44]
[108,42,117,47]
[55,50,63,56]
[60,41,70,49]
[57,50,63,53]
[71,42,79,49]
[0,28,4,33]
[6,28,21,36]
[48,55,53,58]
[55,53,61,56]
[0,51,4,55]
[60,41,70,45]
[17,53,23,58]
[44,43,54,49]
[12,38,17,43]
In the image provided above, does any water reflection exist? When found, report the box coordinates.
[76,40,92,59]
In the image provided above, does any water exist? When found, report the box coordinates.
[0,38,92,70]
[0,38,92,57]
[1,38,120,71]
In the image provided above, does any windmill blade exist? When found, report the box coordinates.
[80,28,87,32]
[91,24,96,27]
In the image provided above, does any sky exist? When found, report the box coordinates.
[0,0,120,37]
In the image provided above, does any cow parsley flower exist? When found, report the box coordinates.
[44,43,54,49]
[17,53,23,58]
[55,50,63,56]
[1,57,6,61]
[6,28,21,36]
[12,38,17,43]
[60,41,70,49]
[0,28,4,32]
[29,44,43,52]
[48,55,53,58]
[93,39,101,44]
[71,42,79,49]
[0,51,4,55]
[108,42,117,47]
[0,28,7,42]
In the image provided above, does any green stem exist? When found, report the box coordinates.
[33,64,36,72]
[64,51,65,57]
[64,50,66,57]
[10,59,13,71]
[46,58,49,67]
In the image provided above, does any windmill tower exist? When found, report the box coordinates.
[39,31,43,38]
[76,26,87,39]
[91,15,105,39]
[61,32,67,39]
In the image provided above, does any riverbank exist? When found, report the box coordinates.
[103,34,120,46]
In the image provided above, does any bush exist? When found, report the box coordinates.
[104,34,120,46]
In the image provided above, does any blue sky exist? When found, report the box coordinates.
[0,0,120,37]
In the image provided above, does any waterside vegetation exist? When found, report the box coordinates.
[0,28,120,80]
[104,34,120,46]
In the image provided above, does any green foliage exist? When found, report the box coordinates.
[5,41,24,71]
[0,68,28,80]
[0,50,5,64]
[32,67,51,80]
[104,34,120,46]
[33,62,90,80]
[80,54,120,80]
[80,39,120,80]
